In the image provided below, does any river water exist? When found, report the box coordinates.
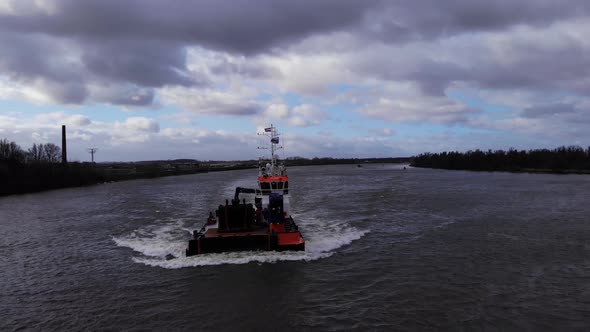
[1,164,589,331]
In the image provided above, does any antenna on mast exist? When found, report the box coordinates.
[258,124,284,176]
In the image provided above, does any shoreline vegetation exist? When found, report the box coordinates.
[0,138,409,196]
[9,135,588,196]
[411,146,590,174]
[4,137,589,197]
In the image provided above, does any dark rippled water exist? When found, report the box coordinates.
[2,164,590,331]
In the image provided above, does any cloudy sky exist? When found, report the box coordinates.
[1,0,590,161]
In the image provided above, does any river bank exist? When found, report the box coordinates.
[0,157,410,196]
[411,165,590,175]
[411,146,590,175]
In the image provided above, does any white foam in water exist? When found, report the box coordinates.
[112,216,369,269]
[112,221,189,258]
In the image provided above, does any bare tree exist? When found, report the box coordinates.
[44,143,61,163]
[27,143,62,163]
[27,143,44,163]
[2,140,64,164]
[0,139,25,163]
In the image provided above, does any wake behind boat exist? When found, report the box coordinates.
[186,125,305,256]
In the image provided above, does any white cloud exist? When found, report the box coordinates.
[353,82,477,124]
[0,0,57,16]
[0,115,17,128]
[69,129,92,141]
[0,111,256,161]
[159,86,262,116]
[114,117,159,133]
[264,53,353,96]
[160,127,209,143]
[369,128,394,137]
[264,103,289,119]
[66,114,91,126]
[288,104,329,127]
[111,117,160,144]
[33,111,91,128]
[0,78,55,104]
[357,96,474,124]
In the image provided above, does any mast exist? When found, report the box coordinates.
[258,124,283,177]
[269,124,283,170]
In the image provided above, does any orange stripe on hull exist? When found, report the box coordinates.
[258,176,288,182]
[277,232,304,246]
[269,223,286,233]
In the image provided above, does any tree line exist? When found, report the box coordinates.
[0,139,62,164]
[0,139,104,195]
[411,146,590,172]
[283,156,410,166]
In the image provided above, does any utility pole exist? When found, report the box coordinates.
[87,148,98,163]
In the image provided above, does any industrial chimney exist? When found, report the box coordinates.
[61,125,67,164]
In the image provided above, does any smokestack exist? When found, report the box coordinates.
[61,125,67,164]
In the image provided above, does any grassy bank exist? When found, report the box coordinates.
[1,157,410,196]
[1,138,410,196]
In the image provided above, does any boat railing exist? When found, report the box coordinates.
[258,166,287,177]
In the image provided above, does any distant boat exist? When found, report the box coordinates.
[357,164,362,168]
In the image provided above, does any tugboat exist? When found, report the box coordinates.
[186,125,305,256]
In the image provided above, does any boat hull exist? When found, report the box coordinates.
[186,229,305,256]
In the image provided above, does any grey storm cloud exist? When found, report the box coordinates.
[210,60,280,80]
[2,0,590,106]
[0,32,84,83]
[520,102,590,126]
[360,30,590,99]
[43,80,88,104]
[367,0,590,43]
[105,87,156,107]
[0,0,378,105]
[521,102,577,118]
[0,0,378,53]
[199,102,262,117]
[82,40,193,88]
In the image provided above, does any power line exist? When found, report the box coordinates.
[87,148,98,163]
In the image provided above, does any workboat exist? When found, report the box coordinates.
[186,125,305,256]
